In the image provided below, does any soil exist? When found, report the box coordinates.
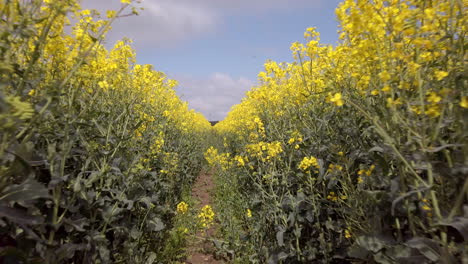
[184,170,223,264]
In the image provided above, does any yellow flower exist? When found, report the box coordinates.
[338,151,344,156]
[344,229,352,238]
[328,93,344,106]
[378,71,391,82]
[460,96,468,108]
[234,155,245,166]
[427,92,442,104]
[81,9,91,16]
[425,105,441,118]
[98,80,109,89]
[328,164,343,173]
[371,90,379,96]
[246,141,283,161]
[386,97,402,107]
[410,105,423,115]
[107,10,117,18]
[422,205,431,211]
[424,8,436,20]
[28,89,36,96]
[176,201,188,214]
[420,198,432,212]
[246,209,252,218]
[434,70,449,81]
[358,165,374,177]
[198,205,215,228]
[299,156,320,171]
[121,0,131,4]
[382,85,391,92]
[327,192,338,202]
[357,176,363,183]
[290,41,304,53]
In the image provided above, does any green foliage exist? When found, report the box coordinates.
[0,1,209,263]
[207,0,468,263]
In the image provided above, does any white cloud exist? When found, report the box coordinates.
[81,0,218,48]
[171,0,322,11]
[174,73,255,120]
[80,0,322,48]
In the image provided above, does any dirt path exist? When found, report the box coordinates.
[185,170,223,264]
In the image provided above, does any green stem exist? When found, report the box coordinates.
[448,176,468,220]
[348,99,429,187]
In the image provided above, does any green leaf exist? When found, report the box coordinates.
[355,235,387,253]
[145,252,157,264]
[56,244,87,261]
[406,237,440,262]
[276,228,285,247]
[139,197,153,209]
[130,227,142,239]
[437,217,468,241]
[148,217,165,232]
[369,146,384,152]
[84,171,101,187]
[73,174,82,193]
[0,206,44,225]
[63,217,89,232]
[0,178,49,203]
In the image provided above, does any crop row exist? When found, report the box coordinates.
[208,0,467,263]
[0,1,210,263]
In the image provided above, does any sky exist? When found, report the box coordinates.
[81,0,342,121]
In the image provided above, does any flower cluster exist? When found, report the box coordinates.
[245,141,283,161]
[198,205,215,228]
[176,202,189,214]
[287,131,303,149]
[357,165,375,177]
[206,0,466,261]
[298,156,320,171]
[204,147,232,170]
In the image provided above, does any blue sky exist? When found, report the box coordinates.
[83,0,342,120]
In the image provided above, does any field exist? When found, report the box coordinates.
[0,0,466,263]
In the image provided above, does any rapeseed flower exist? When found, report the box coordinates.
[427,92,442,104]
[460,97,468,108]
[328,93,344,106]
[176,201,188,214]
[299,156,320,171]
[425,105,441,118]
[344,229,352,239]
[246,209,252,218]
[434,70,449,81]
[378,71,391,82]
[198,205,215,228]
